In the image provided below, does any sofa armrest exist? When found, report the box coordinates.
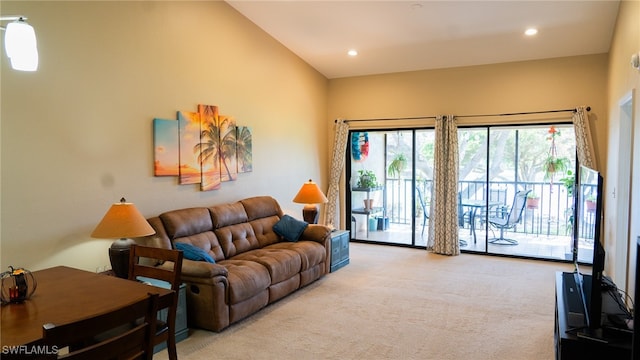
[299,224,331,245]
[160,258,228,280]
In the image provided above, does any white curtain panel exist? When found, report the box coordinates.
[427,115,460,255]
[324,119,350,229]
[572,106,598,171]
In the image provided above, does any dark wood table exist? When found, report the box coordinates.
[1,265,173,348]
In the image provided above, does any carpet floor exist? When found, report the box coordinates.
[155,243,574,360]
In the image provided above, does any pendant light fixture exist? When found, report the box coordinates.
[1,16,38,71]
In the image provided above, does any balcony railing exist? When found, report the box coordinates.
[384,179,592,239]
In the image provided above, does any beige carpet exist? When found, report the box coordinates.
[155,243,574,360]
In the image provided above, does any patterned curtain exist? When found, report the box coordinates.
[427,115,460,255]
[572,106,598,171]
[324,119,350,229]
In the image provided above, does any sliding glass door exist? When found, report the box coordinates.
[348,129,434,246]
[346,123,586,263]
[458,124,579,260]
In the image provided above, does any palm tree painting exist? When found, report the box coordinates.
[219,114,237,182]
[177,111,202,185]
[236,126,253,173]
[195,104,222,191]
[153,118,179,176]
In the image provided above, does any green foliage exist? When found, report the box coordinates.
[543,156,571,180]
[559,170,575,196]
[387,153,407,178]
[357,170,379,188]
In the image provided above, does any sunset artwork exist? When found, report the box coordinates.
[177,111,202,185]
[197,104,222,191]
[153,104,253,191]
[153,118,179,176]
[219,114,238,182]
[237,126,253,173]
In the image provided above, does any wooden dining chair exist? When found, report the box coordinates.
[42,292,158,360]
[128,244,183,360]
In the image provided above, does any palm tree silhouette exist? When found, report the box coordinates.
[219,118,237,181]
[236,126,253,172]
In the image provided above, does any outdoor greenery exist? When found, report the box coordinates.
[387,153,408,178]
[356,170,379,189]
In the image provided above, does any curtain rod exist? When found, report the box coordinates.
[335,106,590,123]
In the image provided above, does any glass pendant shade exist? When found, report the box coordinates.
[4,20,38,71]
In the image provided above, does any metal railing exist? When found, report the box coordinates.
[384,179,592,238]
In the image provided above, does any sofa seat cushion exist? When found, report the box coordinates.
[268,241,326,271]
[218,259,271,304]
[233,248,302,284]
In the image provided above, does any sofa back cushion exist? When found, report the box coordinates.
[159,207,225,261]
[240,196,285,247]
[240,196,283,220]
[210,201,260,258]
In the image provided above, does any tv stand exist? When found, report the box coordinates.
[555,272,632,359]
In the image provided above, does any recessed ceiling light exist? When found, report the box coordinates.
[348,49,358,57]
[525,28,538,36]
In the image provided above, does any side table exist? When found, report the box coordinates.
[330,230,350,272]
[139,278,189,353]
[101,270,189,353]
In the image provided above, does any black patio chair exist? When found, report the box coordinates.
[487,189,531,245]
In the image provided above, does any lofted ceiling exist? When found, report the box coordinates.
[226,0,620,79]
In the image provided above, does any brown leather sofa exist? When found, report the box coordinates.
[139,196,331,332]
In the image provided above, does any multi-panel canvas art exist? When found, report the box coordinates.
[153,118,179,176]
[237,126,253,173]
[177,111,202,185]
[153,104,252,191]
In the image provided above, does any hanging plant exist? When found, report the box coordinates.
[387,153,407,179]
[543,126,571,186]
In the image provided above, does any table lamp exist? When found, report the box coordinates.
[91,198,155,278]
[292,179,328,224]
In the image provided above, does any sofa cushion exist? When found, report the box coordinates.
[215,223,260,258]
[209,202,248,229]
[234,248,302,284]
[273,215,308,242]
[250,216,282,247]
[268,241,326,271]
[175,242,216,263]
[218,259,271,304]
[240,196,283,221]
[160,207,213,239]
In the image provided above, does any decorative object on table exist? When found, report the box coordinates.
[351,132,369,162]
[1,266,37,304]
[91,198,156,279]
[543,126,571,189]
[293,179,328,224]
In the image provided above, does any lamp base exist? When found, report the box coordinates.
[108,238,135,278]
[302,204,319,224]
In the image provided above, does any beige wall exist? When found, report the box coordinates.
[328,54,609,229]
[0,1,329,271]
[606,0,640,297]
[329,54,608,131]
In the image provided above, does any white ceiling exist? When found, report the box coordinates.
[227,0,620,79]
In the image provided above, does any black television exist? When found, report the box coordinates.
[574,164,605,332]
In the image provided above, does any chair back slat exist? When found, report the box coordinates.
[43,293,158,360]
[506,190,531,226]
[128,245,183,360]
